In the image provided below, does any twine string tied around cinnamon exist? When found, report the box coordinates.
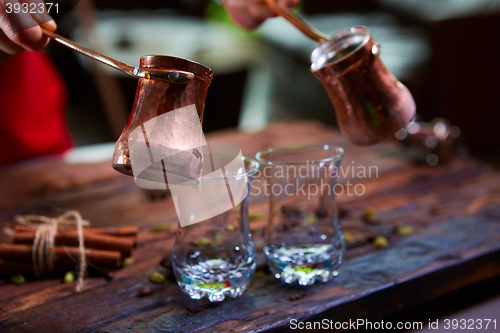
[15,211,89,292]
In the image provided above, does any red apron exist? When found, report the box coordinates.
[0,51,72,167]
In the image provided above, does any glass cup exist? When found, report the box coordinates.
[172,154,259,302]
[256,145,345,286]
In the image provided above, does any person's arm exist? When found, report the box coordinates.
[0,0,56,63]
[222,0,300,30]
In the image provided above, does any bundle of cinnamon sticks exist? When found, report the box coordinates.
[0,225,138,276]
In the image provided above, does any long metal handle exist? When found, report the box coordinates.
[264,0,330,44]
[41,27,195,83]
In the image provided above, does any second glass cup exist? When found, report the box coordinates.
[256,145,345,286]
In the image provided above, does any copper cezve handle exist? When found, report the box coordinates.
[264,0,330,44]
[41,27,195,84]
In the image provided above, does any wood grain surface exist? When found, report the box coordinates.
[0,121,499,333]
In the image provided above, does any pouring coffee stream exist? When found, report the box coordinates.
[265,0,416,145]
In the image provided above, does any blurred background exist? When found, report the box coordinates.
[45,0,500,160]
[12,0,500,324]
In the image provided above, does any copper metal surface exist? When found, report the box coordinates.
[263,1,416,146]
[111,55,214,176]
[311,27,416,145]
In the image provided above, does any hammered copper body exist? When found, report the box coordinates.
[311,26,415,146]
[264,0,416,145]
[112,55,214,176]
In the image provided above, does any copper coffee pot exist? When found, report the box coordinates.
[40,28,214,178]
[111,55,214,177]
[265,1,416,145]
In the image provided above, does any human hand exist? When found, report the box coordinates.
[222,0,300,30]
[0,0,56,63]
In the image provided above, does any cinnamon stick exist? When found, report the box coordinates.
[12,230,134,256]
[0,258,71,277]
[0,244,122,268]
[88,226,138,237]
[14,225,138,237]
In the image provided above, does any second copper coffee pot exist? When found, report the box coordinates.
[266,0,416,145]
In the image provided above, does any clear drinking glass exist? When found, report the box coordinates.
[172,155,259,302]
[256,145,345,286]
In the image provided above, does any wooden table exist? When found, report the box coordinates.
[1,121,500,332]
